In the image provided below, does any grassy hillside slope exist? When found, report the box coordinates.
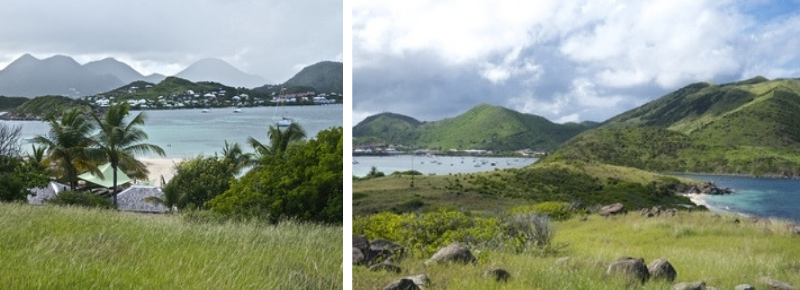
[353,160,697,215]
[0,204,342,289]
[551,77,800,176]
[355,211,800,289]
[354,104,595,152]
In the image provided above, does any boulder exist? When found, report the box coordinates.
[648,258,677,282]
[673,281,706,290]
[483,268,511,282]
[735,284,755,290]
[371,239,406,263]
[353,247,366,265]
[607,257,650,284]
[758,276,797,290]
[600,203,626,216]
[369,263,402,273]
[787,224,800,235]
[425,242,477,265]
[404,274,430,288]
[383,278,420,290]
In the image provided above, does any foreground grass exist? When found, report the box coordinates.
[0,203,342,289]
[354,211,800,289]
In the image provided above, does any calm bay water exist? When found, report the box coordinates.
[679,174,800,223]
[352,155,538,177]
[4,105,343,158]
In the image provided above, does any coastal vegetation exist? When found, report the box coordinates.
[1,95,91,120]
[0,203,342,289]
[551,77,800,177]
[354,209,800,289]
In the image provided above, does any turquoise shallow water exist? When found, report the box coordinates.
[5,105,343,158]
[678,174,800,223]
[352,155,538,177]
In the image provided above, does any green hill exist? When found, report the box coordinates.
[282,61,343,94]
[0,95,91,120]
[0,96,29,112]
[354,104,596,152]
[550,77,800,176]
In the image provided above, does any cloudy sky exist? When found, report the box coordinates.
[353,0,800,124]
[0,0,343,83]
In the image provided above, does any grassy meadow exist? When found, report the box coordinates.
[354,211,800,289]
[0,203,342,289]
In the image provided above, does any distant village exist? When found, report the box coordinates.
[354,143,547,157]
[85,85,340,110]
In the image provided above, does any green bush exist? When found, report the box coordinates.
[163,155,235,210]
[209,127,343,224]
[353,209,561,257]
[48,190,112,209]
[509,201,575,221]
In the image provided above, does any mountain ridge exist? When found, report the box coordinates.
[354,103,596,152]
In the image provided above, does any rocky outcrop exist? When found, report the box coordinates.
[425,242,477,265]
[735,284,755,290]
[353,235,406,266]
[607,257,650,284]
[383,278,419,290]
[686,182,733,195]
[648,258,677,282]
[600,203,626,216]
[758,276,797,290]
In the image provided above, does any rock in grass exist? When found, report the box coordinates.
[369,263,402,273]
[371,239,406,263]
[383,278,420,290]
[758,276,797,290]
[673,281,706,290]
[648,258,677,282]
[600,203,626,216]
[483,268,511,282]
[404,274,430,287]
[735,284,755,290]
[607,257,650,284]
[353,247,366,265]
[424,242,477,265]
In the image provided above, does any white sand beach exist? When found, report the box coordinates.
[682,193,709,208]
[140,158,184,185]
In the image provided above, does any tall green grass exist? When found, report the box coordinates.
[354,211,800,289]
[0,203,342,289]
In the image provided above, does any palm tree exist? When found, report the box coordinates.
[221,140,253,175]
[33,109,101,190]
[247,122,307,158]
[92,103,165,206]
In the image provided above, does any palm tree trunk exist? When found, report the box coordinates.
[112,163,118,207]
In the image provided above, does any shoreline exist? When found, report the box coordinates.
[139,158,183,186]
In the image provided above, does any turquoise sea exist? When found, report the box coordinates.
[679,174,800,223]
[5,105,343,159]
[352,155,538,177]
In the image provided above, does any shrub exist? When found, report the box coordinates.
[509,201,575,221]
[503,213,559,254]
[48,190,112,209]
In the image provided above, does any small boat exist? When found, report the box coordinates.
[277,117,294,127]
[233,107,243,113]
[201,108,210,113]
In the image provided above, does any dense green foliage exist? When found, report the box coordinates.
[354,209,560,257]
[47,190,113,209]
[1,95,91,120]
[550,77,800,176]
[163,155,236,210]
[209,127,343,224]
[0,203,342,289]
[0,157,49,202]
[281,61,343,94]
[353,104,595,151]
